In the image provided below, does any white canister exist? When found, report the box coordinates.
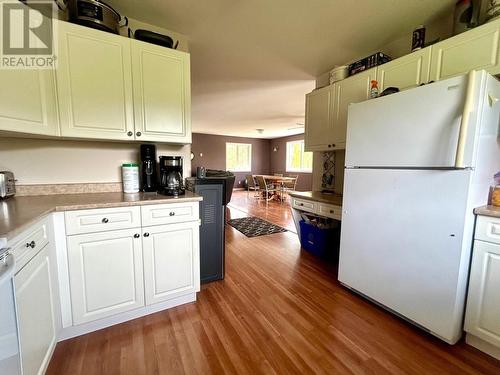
[122,163,139,193]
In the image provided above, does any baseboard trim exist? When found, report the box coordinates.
[58,292,197,341]
[466,333,500,360]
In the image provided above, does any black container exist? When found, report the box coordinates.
[134,29,174,48]
[140,144,157,192]
[348,52,392,76]
[159,156,185,196]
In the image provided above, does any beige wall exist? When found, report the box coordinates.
[0,138,191,185]
[316,12,454,87]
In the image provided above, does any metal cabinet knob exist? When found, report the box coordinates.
[25,240,35,249]
[127,131,133,136]
[102,218,109,223]
[136,131,142,137]
[134,234,140,238]
[169,212,175,216]
[331,144,336,148]
[144,232,150,237]
[328,144,332,148]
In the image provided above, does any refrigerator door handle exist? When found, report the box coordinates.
[454,70,476,169]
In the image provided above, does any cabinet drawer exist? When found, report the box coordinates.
[141,202,199,227]
[65,206,141,235]
[317,203,342,220]
[292,198,316,213]
[476,215,500,245]
[11,216,51,272]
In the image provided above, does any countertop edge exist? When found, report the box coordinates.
[474,205,500,219]
[288,191,343,206]
[1,195,203,242]
[52,196,203,212]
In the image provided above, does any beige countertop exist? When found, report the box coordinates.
[288,191,343,206]
[0,191,202,241]
[474,205,500,219]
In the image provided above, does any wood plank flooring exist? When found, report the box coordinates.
[47,191,500,374]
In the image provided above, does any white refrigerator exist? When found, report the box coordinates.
[338,70,500,344]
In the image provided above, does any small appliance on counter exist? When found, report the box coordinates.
[0,171,16,199]
[185,170,235,283]
[159,156,185,196]
[140,144,157,192]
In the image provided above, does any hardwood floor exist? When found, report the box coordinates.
[47,191,500,374]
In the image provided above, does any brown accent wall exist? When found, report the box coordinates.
[191,133,271,188]
[269,134,313,191]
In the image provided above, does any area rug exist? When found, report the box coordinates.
[227,216,287,237]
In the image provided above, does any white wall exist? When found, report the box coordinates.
[0,138,191,185]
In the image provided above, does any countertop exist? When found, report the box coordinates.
[474,205,500,219]
[288,191,343,206]
[0,191,202,241]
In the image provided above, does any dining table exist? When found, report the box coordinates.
[254,175,296,201]
[256,175,296,183]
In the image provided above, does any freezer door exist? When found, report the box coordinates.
[345,72,485,168]
[338,168,472,343]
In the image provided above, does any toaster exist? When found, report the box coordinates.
[0,171,16,198]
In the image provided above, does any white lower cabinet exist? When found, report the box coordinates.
[465,215,500,359]
[142,221,200,305]
[15,244,57,375]
[63,203,201,329]
[67,228,145,325]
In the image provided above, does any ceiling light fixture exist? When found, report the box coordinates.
[256,129,264,134]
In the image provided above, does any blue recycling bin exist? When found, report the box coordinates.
[299,220,339,258]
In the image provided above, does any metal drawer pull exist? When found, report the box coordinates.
[169,212,175,216]
[144,232,150,237]
[133,233,140,238]
[102,218,109,223]
[25,240,35,249]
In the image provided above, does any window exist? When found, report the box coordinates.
[226,142,252,172]
[286,140,312,173]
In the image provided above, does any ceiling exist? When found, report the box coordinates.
[107,0,455,139]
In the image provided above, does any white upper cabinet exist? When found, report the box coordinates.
[0,69,58,136]
[132,41,191,143]
[56,21,135,140]
[377,47,431,91]
[304,85,334,152]
[331,68,375,149]
[430,19,500,81]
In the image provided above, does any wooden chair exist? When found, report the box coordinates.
[255,175,281,202]
[246,175,259,197]
[282,175,298,200]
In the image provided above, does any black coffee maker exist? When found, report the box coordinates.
[140,144,157,192]
[159,156,185,196]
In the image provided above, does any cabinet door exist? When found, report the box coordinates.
[465,240,500,347]
[15,245,57,375]
[56,21,134,140]
[331,69,374,149]
[430,19,500,81]
[377,47,431,91]
[132,41,191,143]
[0,69,58,136]
[304,85,334,152]
[142,221,200,305]
[67,228,144,325]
